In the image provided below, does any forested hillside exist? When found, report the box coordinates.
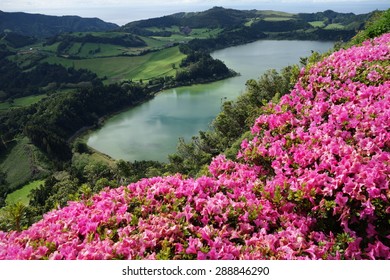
[124,6,372,50]
[0,9,389,259]
[0,54,234,212]
[0,11,118,38]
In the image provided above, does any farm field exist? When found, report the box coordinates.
[43,46,186,83]
[325,23,345,30]
[309,21,326,27]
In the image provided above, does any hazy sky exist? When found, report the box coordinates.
[1,0,388,25]
[1,0,388,9]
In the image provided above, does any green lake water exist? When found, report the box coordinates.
[87,40,334,162]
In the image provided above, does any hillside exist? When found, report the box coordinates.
[0,7,372,87]
[123,7,255,29]
[0,32,388,260]
[123,6,367,30]
[123,6,372,45]
[0,10,118,38]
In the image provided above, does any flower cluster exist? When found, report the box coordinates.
[0,33,389,260]
[241,33,390,259]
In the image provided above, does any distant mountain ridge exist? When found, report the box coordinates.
[0,10,119,38]
[121,6,372,49]
[0,7,372,40]
[123,7,259,30]
[123,6,370,30]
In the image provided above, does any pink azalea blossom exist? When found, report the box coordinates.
[0,33,389,260]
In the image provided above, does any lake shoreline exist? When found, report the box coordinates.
[70,70,239,148]
[84,40,335,162]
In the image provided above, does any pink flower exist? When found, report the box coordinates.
[367,70,382,82]
[366,241,390,260]
[1,32,390,260]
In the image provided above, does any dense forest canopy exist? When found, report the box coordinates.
[0,10,118,38]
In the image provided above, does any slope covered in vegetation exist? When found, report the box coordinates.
[0,11,118,38]
[0,31,389,260]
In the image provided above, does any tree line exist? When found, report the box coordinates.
[46,33,146,56]
[0,59,99,101]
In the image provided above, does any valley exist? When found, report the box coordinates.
[2,7,370,86]
[0,6,388,255]
[86,39,334,162]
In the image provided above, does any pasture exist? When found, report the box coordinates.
[44,46,186,83]
[0,94,47,111]
[5,180,44,205]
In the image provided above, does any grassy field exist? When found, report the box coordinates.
[140,37,169,49]
[128,46,186,81]
[43,46,186,83]
[309,21,326,28]
[191,28,222,38]
[38,31,163,59]
[0,94,47,111]
[64,42,150,58]
[41,42,60,53]
[257,10,295,17]
[245,11,295,26]
[0,102,11,111]
[68,42,82,55]
[0,137,50,191]
[5,180,44,205]
[324,23,345,30]
[0,138,36,191]
[16,29,228,84]
[263,17,293,22]
[147,27,222,41]
[147,29,222,46]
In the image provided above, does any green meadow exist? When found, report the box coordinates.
[5,180,44,205]
[0,138,38,191]
[263,17,294,21]
[0,94,47,111]
[309,21,326,28]
[324,23,345,30]
[63,42,149,58]
[148,27,222,42]
[43,46,186,83]
[257,10,294,17]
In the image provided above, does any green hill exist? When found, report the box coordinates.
[123,6,372,43]
[0,10,118,38]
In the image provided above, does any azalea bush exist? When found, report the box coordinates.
[0,33,389,260]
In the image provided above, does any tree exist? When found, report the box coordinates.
[0,202,27,231]
[84,161,113,186]
[0,172,9,208]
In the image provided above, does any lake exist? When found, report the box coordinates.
[86,40,335,162]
